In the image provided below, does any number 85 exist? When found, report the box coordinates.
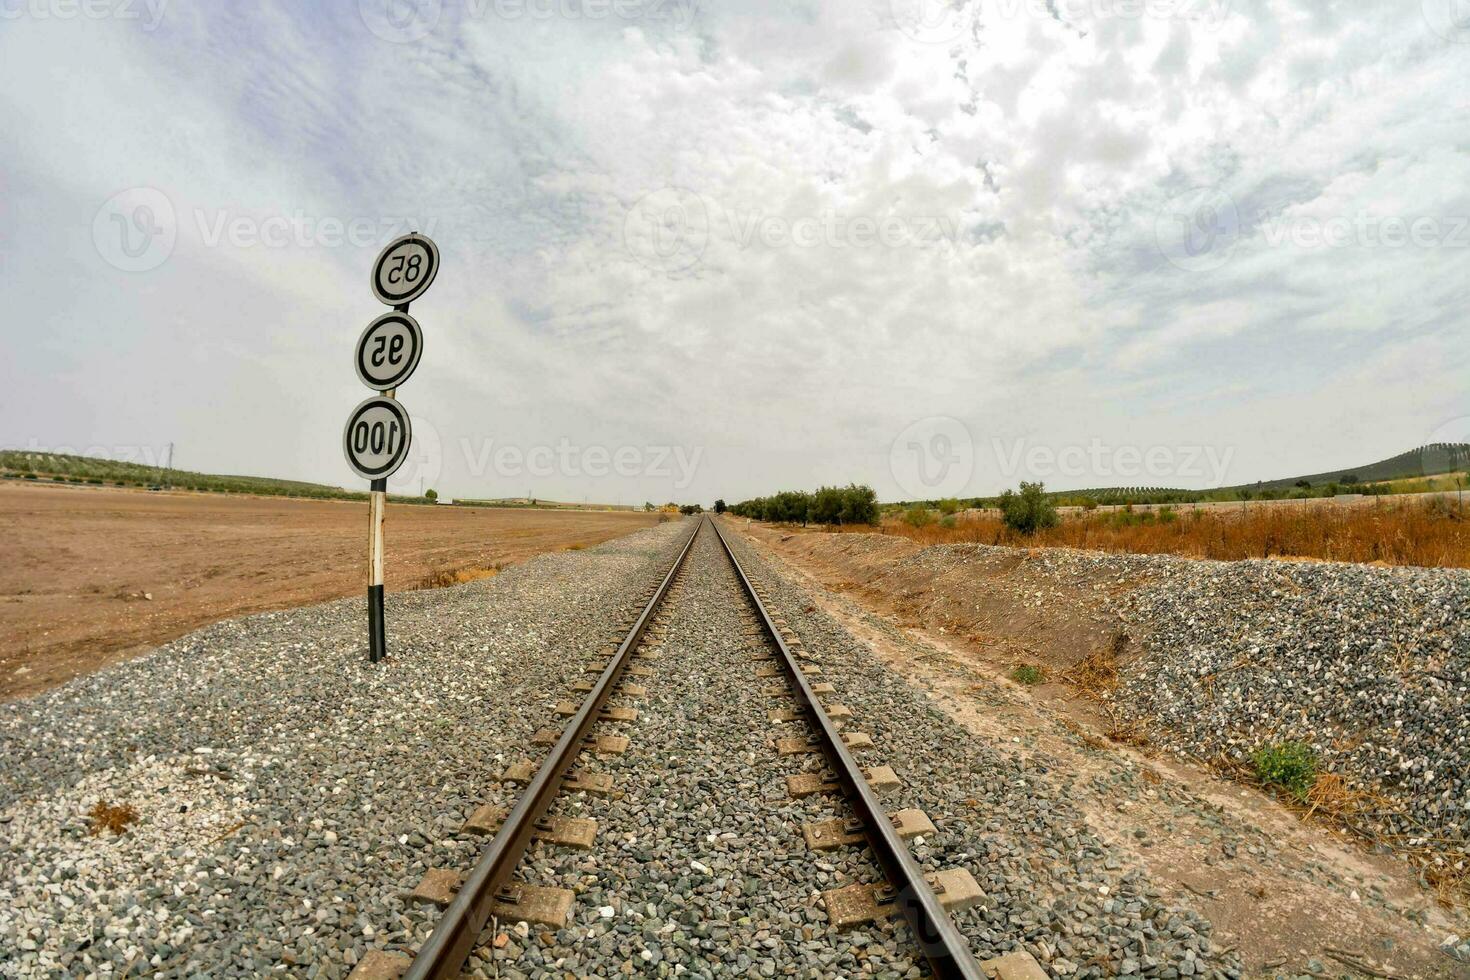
[388,252,423,285]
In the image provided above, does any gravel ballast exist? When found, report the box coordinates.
[1,516,1251,978]
[785,533,1470,886]
[0,520,692,978]
[713,525,1241,980]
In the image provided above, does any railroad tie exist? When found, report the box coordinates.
[822,867,985,929]
[787,765,902,798]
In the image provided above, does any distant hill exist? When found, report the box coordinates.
[0,451,432,505]
[1239,443,1470,492]
[895,442,1470,508]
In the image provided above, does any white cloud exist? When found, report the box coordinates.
[0,0,1466,503]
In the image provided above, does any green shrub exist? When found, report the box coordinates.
[939,515,956,529]
[903,505,934,528]
[1251,741,1318,800]
[938,498,961,516]
[998,481,1060,535]
[1010,664,1045,685]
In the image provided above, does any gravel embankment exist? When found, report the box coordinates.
[0,519,692,978]
[714,526,1242,980]
[820,537,1470,873]
[1114,556,1469,861]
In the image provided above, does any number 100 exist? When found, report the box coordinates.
[353,419,401,457]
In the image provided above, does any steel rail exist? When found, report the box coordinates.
[709,517,983,980]
[403,519,702,980]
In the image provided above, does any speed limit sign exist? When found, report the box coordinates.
[371,232,439,306]
[354,312,424,391]
[343,396,413,480]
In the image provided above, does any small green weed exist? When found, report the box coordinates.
[1251,741,1318,799]
[1010,664,1045,686]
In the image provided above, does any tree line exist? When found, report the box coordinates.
[726,484,878,525]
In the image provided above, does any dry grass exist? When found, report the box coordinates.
[1062,632,1126,698]
[88,800,139,836]
[416,565,501,589]
[867,497,1470,569]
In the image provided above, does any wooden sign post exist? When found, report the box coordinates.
[344,232,440,662]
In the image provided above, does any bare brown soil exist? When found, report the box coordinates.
[732,519,1469,977]
[0,483,660,700]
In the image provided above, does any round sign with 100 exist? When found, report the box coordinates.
[343,396,413,480]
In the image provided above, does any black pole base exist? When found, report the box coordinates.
[368,583,387,663]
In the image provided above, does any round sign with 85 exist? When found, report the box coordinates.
[343,396,413,481]
[371,232,439,306]
[354,312,423,391]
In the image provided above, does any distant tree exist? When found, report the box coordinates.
[937,498,961,516]
[714,499,727,514]
[424,488,438,501]
[643,502,655,512]
[679,503,703,515]
[903,504,934,528]
[998,481,1060,535]
[1295,480,1312,490]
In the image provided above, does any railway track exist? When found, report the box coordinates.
[349,516,986,979]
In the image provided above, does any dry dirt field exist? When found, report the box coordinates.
[0,482,660,700]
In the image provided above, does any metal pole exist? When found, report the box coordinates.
[368,476,387,662]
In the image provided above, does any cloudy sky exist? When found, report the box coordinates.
[2,0,1467,503]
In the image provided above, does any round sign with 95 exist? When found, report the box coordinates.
[343,396,413,481]
[354,312,424,391]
